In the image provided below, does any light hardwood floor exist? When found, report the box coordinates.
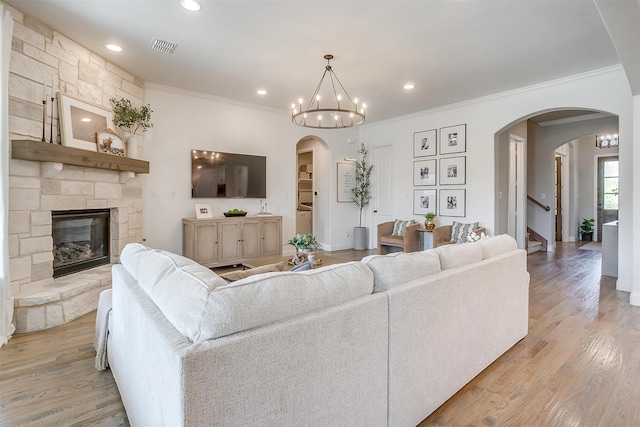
[1,244,639,426]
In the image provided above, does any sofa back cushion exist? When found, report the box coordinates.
[362,250,441,292]
[434,241,484,270]
[119,244,373,343]
[478,234,517,259]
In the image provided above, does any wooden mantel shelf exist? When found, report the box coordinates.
[11,140,150,174]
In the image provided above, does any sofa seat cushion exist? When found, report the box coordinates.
[434,241,483,270]
[120,244,374,343]
[362,250,441,292]
[379,234,405,247]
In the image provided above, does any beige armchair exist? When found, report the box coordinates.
[433,224,486,248]
[377,221,421,255]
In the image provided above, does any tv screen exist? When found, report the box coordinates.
[191,149,267,198]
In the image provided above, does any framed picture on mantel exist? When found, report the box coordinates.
[59,93,114,152]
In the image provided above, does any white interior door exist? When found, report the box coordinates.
[372,145,394,248]
[508,135,526,249]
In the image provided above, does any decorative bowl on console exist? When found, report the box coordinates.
[224,209,247,217]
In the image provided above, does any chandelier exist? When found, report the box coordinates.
[291,54,365,129]
[596,134,619,149]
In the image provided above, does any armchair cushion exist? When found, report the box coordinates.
[450,221,479,243]
[392,219,416,236]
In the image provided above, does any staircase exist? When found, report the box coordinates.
[526,227,547,254]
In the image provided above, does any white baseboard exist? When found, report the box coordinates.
[616,278,631,292]
[630,292,640,307]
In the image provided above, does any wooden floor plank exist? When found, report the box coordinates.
[1,244,639,426]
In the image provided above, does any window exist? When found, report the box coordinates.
[603,160,619,210]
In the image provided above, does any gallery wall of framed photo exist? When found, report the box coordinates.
[412,124,467,217]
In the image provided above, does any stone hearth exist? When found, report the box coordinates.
[9,154,144,332]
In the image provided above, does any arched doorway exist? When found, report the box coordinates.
[494,109,619,252]
[295,136,330,245]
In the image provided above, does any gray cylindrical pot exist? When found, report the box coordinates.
[353,226,368,250]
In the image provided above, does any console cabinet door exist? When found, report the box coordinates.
[194,223,218,266]
[218,220,242,263]
[242,219,261,259]
[261,217,282,256]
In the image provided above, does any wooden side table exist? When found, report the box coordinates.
[417,229,434,251]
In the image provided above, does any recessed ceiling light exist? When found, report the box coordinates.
[404,83,415,90]
[106,44,122,52]
[257,89,267,95]
[181,0,202,12]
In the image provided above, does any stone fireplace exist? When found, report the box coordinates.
[9,141,148,333]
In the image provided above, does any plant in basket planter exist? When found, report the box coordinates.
[351,143,373,250]
[110,97,153,159]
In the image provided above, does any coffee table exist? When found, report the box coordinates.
[242,254,346,270]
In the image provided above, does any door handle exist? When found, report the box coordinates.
[373,210,378,213]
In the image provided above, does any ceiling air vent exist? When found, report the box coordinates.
[149,38,177,54]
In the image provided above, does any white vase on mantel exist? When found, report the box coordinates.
[126,134,139,159]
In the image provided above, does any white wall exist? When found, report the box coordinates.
[359,66,634,292]
[141,84,360,255]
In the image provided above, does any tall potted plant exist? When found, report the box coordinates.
[351,143,373,250]
[110,97,153,159]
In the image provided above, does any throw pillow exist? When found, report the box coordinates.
[290,260,313,272]
[392,219,415,237]
[220,262,285,282]
[450,221,479,243]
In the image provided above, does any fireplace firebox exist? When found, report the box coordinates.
[52,209,110,278]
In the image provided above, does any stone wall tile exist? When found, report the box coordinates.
[9,235,19,258]
[54,165,84,180]
[31,210,52,226]
[23,15,54,40]
[10,50,55,88]
[79,61,100,87]
[9,187,40,210]
[9,210,29,233]
[90,52,106,68]
[10,256,32,281]
[45,42,79,67]
[20,235,52,255]
[23,43,58,68]
[95,182,122,199]
[9,115,41,140]
[46,304,64,328]
[5,3,25,23]
[107,199,133,208]
[58,60,78,86]
[40,178,61,195]
[52,32,90,62]
[9,159,40,177]
[25,307,45,332]
[121,80,144,99]
[87,199,108,209]
[40,194,86,210]
[9,175,40,189]
[12,21,45,50]
[9,97,43,121]
[8,74,43,104]
[128,213,142,229]
[62,287,107,322]
[31,224,51,237]
[31,262,53,282]
[83,168,118,183]
[32,251,54,264]
[105,61,134,83]
[61,180,93,195]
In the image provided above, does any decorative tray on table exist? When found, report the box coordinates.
[223,211,247,217]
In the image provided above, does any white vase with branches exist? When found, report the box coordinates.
[351,143,373,250]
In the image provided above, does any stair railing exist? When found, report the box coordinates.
[527,195,550,212]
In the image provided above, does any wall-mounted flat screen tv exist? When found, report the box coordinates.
[191,149,266,198]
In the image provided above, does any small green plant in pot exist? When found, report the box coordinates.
[110,97,153,158]
[351,143,373,250]
[424,212,436,230]
[580,218,595,241]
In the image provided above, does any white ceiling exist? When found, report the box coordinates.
[6,0,638,124]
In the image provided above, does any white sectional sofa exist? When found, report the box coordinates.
[105,235,529,426]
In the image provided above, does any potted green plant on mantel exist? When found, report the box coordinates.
[580,218,595,241]
[110,97,154,159]
[351,143,373,250]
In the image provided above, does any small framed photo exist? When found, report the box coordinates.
[413,159,436,186]
[96,129,125,157]
[195,203,213,219]
[413,129,437,157]
[414,189,437,215]
[58,93,114,152]
[439,156,466,185]
[439,189,466,217]
[440,124,466,155]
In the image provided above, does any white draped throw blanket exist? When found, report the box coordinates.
[94,289,112,370]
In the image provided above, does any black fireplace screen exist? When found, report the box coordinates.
[52,209,110,278]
